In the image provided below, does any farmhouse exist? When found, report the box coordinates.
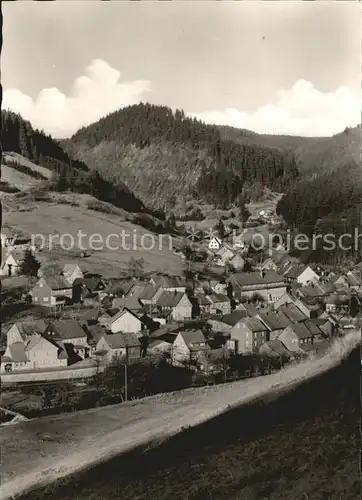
[0,335,68,373]
[256,310,290,340]
[6,320,48,346]
[278,323,315,353]
[154,291,192,321]
[95,332,141,363]
[0,250,26,277]
[62,264,84,285]
[149,275,186,292]
[228,271,286,304]
[230,318,269,354]
[47,319,89,358]
[206,293,230,314]
[283,264,319,286]
[31,276,73,308]
[171,330,210,368]
[106,308,148,336]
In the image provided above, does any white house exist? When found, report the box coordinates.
[171,330,210,368]
[0,250,25,276]
[283,264,319,286]
[208,236,222,251]
[62,264,84,285]
[106,308,146,335]
[155,291,192,321]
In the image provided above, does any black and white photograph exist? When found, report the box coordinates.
[0,1,361,499]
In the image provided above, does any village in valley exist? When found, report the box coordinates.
[1,204,361,420]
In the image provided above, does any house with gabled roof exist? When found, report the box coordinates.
[256,310,290,340]
[149,275,186,292]
[62,263,84,285]
[172,330,210,369]
[25,334,69,368]
[47,319,88,358]
[0,334,69,373]
[215,245,235,267]
[283,264,319,286]
[0,249,28,277]
[95,332,141,363]
[230,318,269,354]
[111,295,146,315]
[277,303,308,324]
[1,342,29,372]
[105,307,149,336]
[259,339,292,360]
[31,276,73,308]
[228,271,286,304]
[278,322,316,353]
[154,291,192,321]
[138,284,164,305]
[6,320,48,347]
[206,293,230,315]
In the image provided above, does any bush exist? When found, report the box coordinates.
[0,181,20,193]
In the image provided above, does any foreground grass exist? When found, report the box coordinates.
[13,345,360,500]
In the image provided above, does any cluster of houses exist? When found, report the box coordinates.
[1,253,361,376]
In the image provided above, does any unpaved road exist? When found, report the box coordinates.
[0,331,360,500]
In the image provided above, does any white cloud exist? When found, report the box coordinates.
[3,59,152,138]
[189,79,361,136]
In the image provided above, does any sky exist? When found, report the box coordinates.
[2,1,361,139]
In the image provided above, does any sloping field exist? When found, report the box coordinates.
[0,164,42,190]
[2,199,184,276]
[3,152,53,179]
[0,330,359,500]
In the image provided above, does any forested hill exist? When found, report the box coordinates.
[276,126,362,265]
[1,110,145,213]
[2,110,89,175]
[64,103,300,210]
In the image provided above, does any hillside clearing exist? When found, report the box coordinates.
[0,165,42,191]
[2,197,184,276]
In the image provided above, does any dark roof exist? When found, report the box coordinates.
[239,302,259,317]
[262,339,291,357]
[103,332,141,349]
[283,264,307,279]
[230,271,285,288]
[50,320,86,340]
[288,322,314,340]
[258,311,290,331]
[16,320,48,338]
[39,276,72,290]
[278,303,308,323]
[304,320,324,337]
[156,291,186,308]
[86,324,106,345]
[151,276,186,288]
[7,342,28,363]
[207,293,229,304]
[180,330,209,350]
[112,296,145,312]
[221,310,248,326]
[244,318,268,332]
[138,285,162,301]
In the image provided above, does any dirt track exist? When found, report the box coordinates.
[0,330,360,500]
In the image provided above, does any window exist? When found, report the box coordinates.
[44,297,49,302]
